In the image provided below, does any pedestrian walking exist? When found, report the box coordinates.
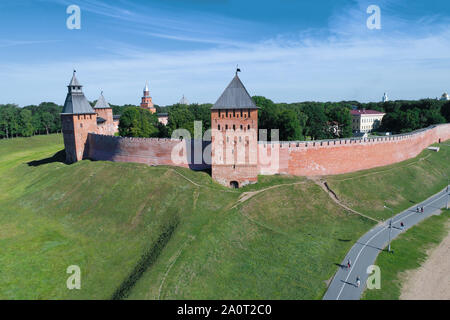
[347,259,351,269]
[356,276,361,288]
[421,207,424,213]
[400,222,405,229]
[416,207,419,213]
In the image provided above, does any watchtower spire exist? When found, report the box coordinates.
[140,81,155,113]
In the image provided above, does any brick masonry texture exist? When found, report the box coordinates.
[87,134,210,170]
[258,124,450,176]
[74,122,450,183]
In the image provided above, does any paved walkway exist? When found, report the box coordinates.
[323,187,449,300]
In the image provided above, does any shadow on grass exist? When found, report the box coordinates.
[27,149,66,167]
[111,220,178,300]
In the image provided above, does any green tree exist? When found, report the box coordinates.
[276,109,304,141]
[118,107,159,138]
[303,104,328,140]
[41,112,54,135]
[325,105,352,138]
[19,109,34,137]
[0,104,19,138]
[442,101,450,122]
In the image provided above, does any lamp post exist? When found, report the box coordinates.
[384,205,394,253]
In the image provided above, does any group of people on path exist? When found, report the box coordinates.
[346,259,361,287]
[341,202,432,291]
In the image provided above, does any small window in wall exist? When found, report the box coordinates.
[218,124,221,130]
[226,110,228,117]
[225,124,228,130]
[240,110,243,117]
[233,124,236,130]
[218,110,221,117]
[80,123,83,128]
[240,124,243,130]
[248,124,250,130]
[233,110,236,117]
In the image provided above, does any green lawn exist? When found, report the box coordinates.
[0,134,448,299]
[363,209,449,300]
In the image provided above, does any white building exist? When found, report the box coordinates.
[440,92,449,101]
[351,109,386,134]
[382,92,389,102]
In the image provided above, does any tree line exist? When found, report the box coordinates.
[0,103,63,139]
[2,98,449,141]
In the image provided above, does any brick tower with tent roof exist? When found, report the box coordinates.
[61,71,98,163]
[210,69,259,188]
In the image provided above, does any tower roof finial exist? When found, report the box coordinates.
[236,65,241,76]
[68,69,81,87]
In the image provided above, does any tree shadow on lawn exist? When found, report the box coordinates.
[27,149,67,167]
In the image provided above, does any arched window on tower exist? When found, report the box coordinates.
[233,124,236,131]
[218,124,221,130]
[248,124,250,130]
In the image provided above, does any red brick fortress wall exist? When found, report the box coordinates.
[87,134,211,170]
[258,124,450,176]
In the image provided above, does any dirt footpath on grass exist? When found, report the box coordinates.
[400,223,450,300]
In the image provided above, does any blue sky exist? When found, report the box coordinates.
[1,0,450,106]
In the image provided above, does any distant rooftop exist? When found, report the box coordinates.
[350,109,385,116]
[179,95,189,105]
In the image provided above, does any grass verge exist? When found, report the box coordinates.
[363,209,449,300]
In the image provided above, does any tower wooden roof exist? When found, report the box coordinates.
[211,74,258,110]
[61,71,96,115]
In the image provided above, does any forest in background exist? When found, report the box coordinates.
[1,98,449,140]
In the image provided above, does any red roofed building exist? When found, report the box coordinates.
[351,109,386,134]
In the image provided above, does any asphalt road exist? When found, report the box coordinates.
[323,187,449,300]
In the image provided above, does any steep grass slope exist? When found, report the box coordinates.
[0,135,448,299]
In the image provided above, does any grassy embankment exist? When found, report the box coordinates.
[363,209,449,300]
[0,134,448,299]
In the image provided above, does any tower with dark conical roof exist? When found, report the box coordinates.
[94,91,115,135]
[61,71,98,163]
[210,70,259,188]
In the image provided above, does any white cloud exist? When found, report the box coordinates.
[2,0,450,106]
